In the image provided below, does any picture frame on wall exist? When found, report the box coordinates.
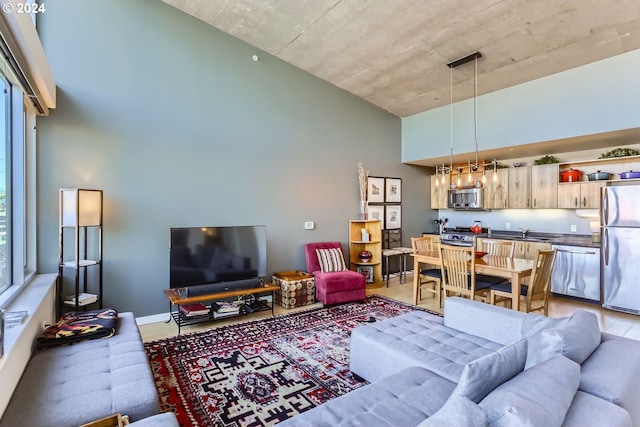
[356,266,374,283]
[367,176,385,203]
[367,205,385,227]
[385,177,402,203]
[385,205,402,229]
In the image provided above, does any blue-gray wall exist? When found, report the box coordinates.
[402,49,640,163]
[36,0,432,316]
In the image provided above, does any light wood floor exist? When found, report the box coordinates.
[139,273,640,342]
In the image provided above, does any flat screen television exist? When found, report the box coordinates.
[169,225,267,290]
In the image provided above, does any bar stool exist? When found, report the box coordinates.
[382,249,403,287]
[391,246,414,284]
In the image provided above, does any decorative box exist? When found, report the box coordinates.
[273,270,316,309]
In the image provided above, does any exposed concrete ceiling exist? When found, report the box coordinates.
[160,0,640,163]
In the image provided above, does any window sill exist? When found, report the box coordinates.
[0,273,57,417]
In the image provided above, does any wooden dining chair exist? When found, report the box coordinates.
[475,239,514,287]
[480,239,515,257]
[489,249,558,315]
[411,236,441,306]
[438,243,495,303]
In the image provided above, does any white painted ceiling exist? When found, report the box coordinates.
[160,0,640,162]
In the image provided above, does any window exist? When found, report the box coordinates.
[0,55,36,301]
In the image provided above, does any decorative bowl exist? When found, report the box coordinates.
[359,250,373,262]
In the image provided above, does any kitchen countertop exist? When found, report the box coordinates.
[425,229,600,248]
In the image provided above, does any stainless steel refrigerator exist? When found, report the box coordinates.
[601,185,640,314]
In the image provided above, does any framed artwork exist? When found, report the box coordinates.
[385,205,402,229]
[367,176,385,203]
[367,205,385,227]
[385,177,402,203]
[356,265,374,283]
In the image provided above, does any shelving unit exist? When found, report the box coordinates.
[349,219,382,285]
[164,284,279,334]
[57,188,103,317]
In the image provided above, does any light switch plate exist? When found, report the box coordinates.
[304,221,315,230]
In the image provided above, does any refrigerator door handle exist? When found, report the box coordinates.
[602,188,609,226]
[603,228,609,266]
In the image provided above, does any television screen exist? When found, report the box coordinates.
[169,225,267,288]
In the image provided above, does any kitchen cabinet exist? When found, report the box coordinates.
[558,154,640,186]
[484,169,509,209]
[430,174,449,209]
[531,164,558,208]
[507,167,531,208]
[557,181,605,209]
[513,240,552,260]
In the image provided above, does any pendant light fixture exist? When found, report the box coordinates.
[443,51,496,185]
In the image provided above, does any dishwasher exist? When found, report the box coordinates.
[550,245,601,302]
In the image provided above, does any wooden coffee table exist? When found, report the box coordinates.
[164,283,280,334]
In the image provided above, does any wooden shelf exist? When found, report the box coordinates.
[349,220,382,285]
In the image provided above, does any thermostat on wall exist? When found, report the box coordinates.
[304,221,315,230]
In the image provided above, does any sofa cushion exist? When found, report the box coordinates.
[525,310,600,368]
[451,339,527,403]
[350,310,503,384]
[479,355,580,427]
[316,248,347,272]
[128,413,180,427]
[560,391,632,427]
[418,395,487,427]
[443,297,531,345]
[0,313,160,427]
[278,367,456,427]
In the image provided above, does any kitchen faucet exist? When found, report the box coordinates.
[519,228,530,239]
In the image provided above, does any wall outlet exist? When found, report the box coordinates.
[304,221,315,230]
[505,223,511,230]
[571,224,577,232]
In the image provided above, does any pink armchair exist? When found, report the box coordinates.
[304,241,366,305]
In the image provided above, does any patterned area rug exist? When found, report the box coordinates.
[145,295,435,427]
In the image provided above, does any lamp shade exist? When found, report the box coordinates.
[60,188,102,227]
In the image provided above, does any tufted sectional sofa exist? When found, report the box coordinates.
[280,297,640,427]
[0,312,178,427]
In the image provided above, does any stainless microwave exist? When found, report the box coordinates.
[447,187,484,210]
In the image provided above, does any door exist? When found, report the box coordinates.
[602,185,640,228]
[508,167,531,208]
[531,164,558,208]
[602,227,640,313]
[551,245,600,302]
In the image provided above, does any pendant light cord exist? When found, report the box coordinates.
[474,55,478,169]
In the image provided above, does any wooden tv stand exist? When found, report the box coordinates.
[164,283,279,334]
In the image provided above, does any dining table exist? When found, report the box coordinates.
[411,251,535,310]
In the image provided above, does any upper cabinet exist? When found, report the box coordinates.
[507,167,531,208]
[484,169,509,209]
[531,164,558,208]
[557,155,640,209]
[430,174,449,209]
[557,181,605,209]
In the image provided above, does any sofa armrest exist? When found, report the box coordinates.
[128,413,179,427]
[579,338,640,427]
[443,297,529,345]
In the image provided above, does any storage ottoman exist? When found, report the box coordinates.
[273,270,316,308]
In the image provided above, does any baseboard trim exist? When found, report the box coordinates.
[135,312,170,325]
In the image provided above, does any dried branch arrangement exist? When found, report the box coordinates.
[357,161,368,201]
